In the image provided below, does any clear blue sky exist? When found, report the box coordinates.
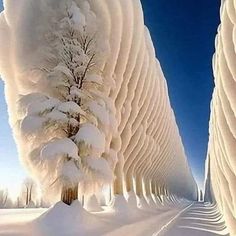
[0,3,27,197]
[141,0,221,188]
[0,0,221,193]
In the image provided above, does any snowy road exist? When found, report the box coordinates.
[103,204,192,236]
[104,203,229,236]
[162,202,229,236]
[0,202,229,236]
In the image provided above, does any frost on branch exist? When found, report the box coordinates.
[16,1,115,204]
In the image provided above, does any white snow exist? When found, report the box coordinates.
[40,138,80,161]
[58,160,83,185]
[84,156,113,181]
[53,64,73,79]
[75,123,105,154]
[87,100,110,126]
[45,110,68,123]
[57,101,86,117]
[27,98,60,116]
[69,2,86,28]
[85,74,103,85]
[84,195,103,212]
[205,1,236,235]
[0,0,198,206]
[69,86,91,100]
[18,93,48,117]
[20,116,47,134]
[0,201,229,236]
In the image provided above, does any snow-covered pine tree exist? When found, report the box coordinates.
[18,1,114,205]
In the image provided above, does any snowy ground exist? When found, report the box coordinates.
[0,200,229,236]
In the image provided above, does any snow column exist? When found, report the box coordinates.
[205,0,236,234]
[88,0,197,201]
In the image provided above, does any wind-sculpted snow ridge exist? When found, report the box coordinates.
[0,0,197,203]
[205,0,236,234]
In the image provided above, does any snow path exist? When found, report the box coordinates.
[161,202,229,236]
[104,203,229,236]
[0,203,229,236]
[152,203,193,235]
[103,203,192,236]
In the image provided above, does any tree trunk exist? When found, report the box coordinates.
[29,186,32,203]
[61,186,78,205]
[26,188,29,206]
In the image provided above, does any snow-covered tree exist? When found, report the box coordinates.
[0,189,13,208]
[0,189,8,208]
[18,1,114,205]
[20,178,38,207]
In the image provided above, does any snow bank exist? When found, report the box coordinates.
[205,0,236,234]
[84,195,103,212]
[34,201,102,236]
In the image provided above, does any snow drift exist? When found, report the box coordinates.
[0,0,197,203]
[205,0,236,234]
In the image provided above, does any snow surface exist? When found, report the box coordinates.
[57,101,86,117]
[85,74,103,85]
[40,138,80,161]
[205,0,236,235]
[0,201,229,236]
[58,160,83,185]
[75,123,105,154]
[84,156,113,180]
[69,1,86,29]
[87,100,110,126]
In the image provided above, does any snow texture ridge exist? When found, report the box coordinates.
[205,0,236,234]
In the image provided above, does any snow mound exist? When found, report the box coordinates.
[35,201,101,236]
[84,195,103,212]
[127,191,138,208]
[109,195,130,213]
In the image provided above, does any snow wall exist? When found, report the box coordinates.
[0,0,197,201]
[205,0,236,234]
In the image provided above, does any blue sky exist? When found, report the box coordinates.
[141,0,221,188]
[0,0,221,193]
[0,3,27,197]
[0,81,26,197]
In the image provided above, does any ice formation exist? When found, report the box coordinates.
[0,0,197,202]
[205,0,236,234]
